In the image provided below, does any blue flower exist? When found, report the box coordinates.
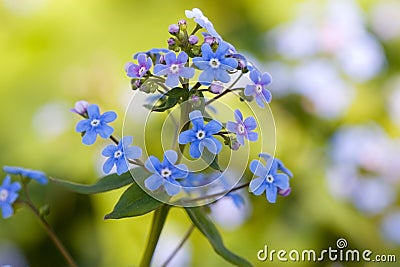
[226,109,258,146]
[244,69,272,108]
[0,176,21,219]
[178,110,222,158]
[193,41,238,85]
[3,166,48,185]
[144,150,188,196]
[185,8,221,39]
[125,53,152,78]
[75,104,117,145]
[226,192,245,208]
[102,136,142,175]
[153,51,195,87]
[249,154,291,203]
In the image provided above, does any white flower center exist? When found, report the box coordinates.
[237,124,245,134]
[114,150,123,159]
[266,174,274,183]
[161,168,172,178]
[209,58,220,69]
[169,64,180,74]
[0,189,9,201]
[256,84,263,94]
[90,119,100,127]
[139,66,147,76]
[196,130,206,140]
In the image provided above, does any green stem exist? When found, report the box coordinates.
[139,205,171,267]
[19,184,78,267]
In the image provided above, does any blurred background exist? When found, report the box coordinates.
[1,0,399,266]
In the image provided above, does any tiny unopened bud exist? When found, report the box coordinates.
[190,45,201,56]
[230,139,240,150]
[39,204,50,217]
[167,38,176,46]
[131,79,142,90]
[168,24,179,34]
[278,187,291,197]
[204,35,218,46]
[210,81,224,94]
[70,100,89,116]
[178,19,187,30]
[188,35,199,45]
[159,55,166,64]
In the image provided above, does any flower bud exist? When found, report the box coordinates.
[278,187,291,197]
[210,81,224,94]
[167,38,176,46]
[230,139,240,150]
[131,79,142,90]
[190,45,201,56]
[70,100,89,117]
[168,24,179,35]
[204,35,218,46]
[178,19,187,31]
[188,35,199,45]
[159,55,166,64]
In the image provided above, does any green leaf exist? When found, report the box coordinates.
[50,168,148,194]
[152,97,179,112]
[164,87,188,98]
[185,207,253,267]
[201,148,222,171]
[104,182,163,219]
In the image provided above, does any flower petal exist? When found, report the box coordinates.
[163,150,178,165]
[214,69,231,83]
[145,156,162,173]
[226,121,237,133]
[255,95,265,108]
[98,125,114,139]
[262,89,272,103]
[164,51,177,65]
[1,204,13,219]
[244,85,256,96]
[177,51,188,64]
[165,74,180,87]
[116,158,129,175]
[103,157,115,174]
[246,132,258,142]
[249,160,267,177]
[199,68,215,85]
[154,64,169,76]
[273,173,290,190]
[249,69,261,84]
[76,119,90,133]
[260,72,272,85]
[189,141,202,158]
[204,119,222,134]
[234,109,243,122]
[180,67,195,79]
[266,184,278,203]
[164,180,181,196]
[249,177,265,195]
[243,116,257,130]
[144,174,163,191]
[124,146,142,160]
[87,104,100,118]
[178,130,196,144]
[172,164,189,178]
[82,130,97,145]
[236,134,245,146]
[102,144,116,157]
[192,58,210,70]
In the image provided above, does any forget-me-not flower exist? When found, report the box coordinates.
[75,104,117,145]
[193,41,238,85]
[3,166,48,185]
[185,8,221,39]
[102,136,142,175]
[226,109,258,146]
[125,53,153,78]
[178,110,222,158]
[249,154,291,203]
[153,51,195,87]
[0,176,21,219]
[244,69,272,108]
[144,150,188,196]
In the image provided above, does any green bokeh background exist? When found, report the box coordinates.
[0,0,399,266]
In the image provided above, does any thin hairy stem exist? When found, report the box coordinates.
[18,185,78,267]
[160,225,195,267]
[183,182,250,204]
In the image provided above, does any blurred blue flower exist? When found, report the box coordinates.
[381,210,400,244]
[102,136,142,175]
[249,154,291,203]
[193,41,238,85]
[244,69,272,108]
[3,166,48,185]
[125,53,152,78]
[185,8,221,38]
[154,51,195,87]
[144,150,188,196]
[0,176,21,219]
[226,109,258,146]
[178,110,222,158]
[75,104,117,145]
